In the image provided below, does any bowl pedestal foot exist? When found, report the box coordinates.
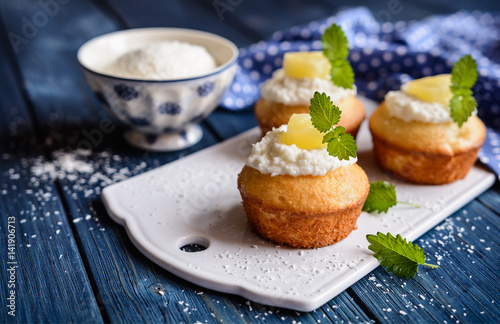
[124,124,203,151]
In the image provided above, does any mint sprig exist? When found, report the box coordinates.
[309,91,357,160]
[367,232,439,279]
[450,54,478,127]
[362,181,421,213]
[322,24,354,89]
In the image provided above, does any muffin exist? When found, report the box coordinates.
[369,72,486,185]
[237,114,369,248]
[255,51,365,137]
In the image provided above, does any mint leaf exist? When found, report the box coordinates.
[322,126,345,144]
[363,181,421,213]
[326,131,357,161]
[309,91,340,132]
[322,130,336,144]
[322,24,354,89]
[362,181,397,213]
[330,60,355,90]
[450,94,476,127]
[322,24,349,61]
[451,54,477,90]
[449,54,478,127]
[367,232,438,279]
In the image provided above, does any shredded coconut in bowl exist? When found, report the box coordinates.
[107,40,217,80]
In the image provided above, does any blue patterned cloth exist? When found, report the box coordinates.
[221,7,500,179]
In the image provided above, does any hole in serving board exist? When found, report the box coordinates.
[178,236,209,253]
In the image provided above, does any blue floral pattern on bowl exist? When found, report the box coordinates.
[179,130,188,140]
[114,84,140,101]
[158,102,182,115]
[197,81,215,97]
[84,69,236,139]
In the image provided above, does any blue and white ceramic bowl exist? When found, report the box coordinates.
[77,28,238,151]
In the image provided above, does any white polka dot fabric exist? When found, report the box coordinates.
[221,7,500,179]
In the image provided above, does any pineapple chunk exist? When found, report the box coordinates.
[283,51,331,79]
[402,74,452,106]
[283,113,327,150]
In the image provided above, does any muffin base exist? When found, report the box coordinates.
[371,134,482,185]
[241,195,365,248]
[237,164,369,248]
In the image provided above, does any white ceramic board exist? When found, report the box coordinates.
[102,98,495,312]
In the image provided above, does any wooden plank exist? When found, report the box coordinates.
[205,108,258,141]
[477,182,500,214]
[0,18,103,323]
[102,0,257,47]
[349,200,500,322]
[193,0,335,40]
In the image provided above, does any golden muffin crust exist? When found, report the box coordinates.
[255,95,366,138]
[237,164,369,248]
[369,102,486,184]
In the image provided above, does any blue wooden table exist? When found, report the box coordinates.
[1,0,499,322]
